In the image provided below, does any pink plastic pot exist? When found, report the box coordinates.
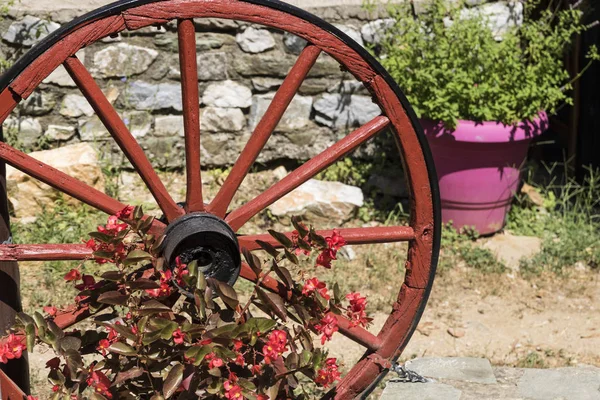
[421,112,549,235]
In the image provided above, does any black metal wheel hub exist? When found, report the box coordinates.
[160,212,241,286]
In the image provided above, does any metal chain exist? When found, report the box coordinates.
[2,235,12,245]
[389,363,428,383]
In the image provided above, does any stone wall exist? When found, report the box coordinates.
[0,1,519,169]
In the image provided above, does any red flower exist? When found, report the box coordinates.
[43,305,57,316]
[64,269,82,282]
[27,396,38,400]
[145,270,173,298]
[172,329,185,344]
[291,230,311,256]
[199,338,213,346]
[316,248,336,269]
[224,380,244,400]
[346,292,371,328]
[314,358,341,387]
[232,339,243,351]
[87,370,113,399]
[52,385,60,392]
[115,205,134,220]
[234,353,245,367]
[301,277,330,300]
[326,229,346,251]
[257,395,269,400]
[205,352,223,369]
[98,216,128,236]
[174,256,189,285]
[251,364,262,375]
[262,330,287,364]
[315,314,339,344]
[97,339,110,356]
[7,334,26,359]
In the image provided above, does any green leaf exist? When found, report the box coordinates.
[59,336,81,351]
[291,216,309,238]
[255,288,287,321]
[197,273,207,291]
[309,229,327,248]
[138,216,155,233]
[101,271,124,281]
[124,249,153,266]
[105,323,137,341]
[184,345,212,366]
[283,249,299,265]
[333,283,342,304]
[97,291,129,306]
[142,329,162,345]
[205,324,237,339]
[108,342,137,356]
[163,363,184,399]
[268,229,294,248]
[32,311,47,330]
[113,367,144,386]
[272,263,294,288]
[16,312,35,327]
[211,279,239,309]
[194,289,206,320]
[25,323,35,353]
[255,240,280,258]
[300,350,312,367]
[128,278,160,290]
[88,231,113,243]
[246,317,277,334]
[188,260,198,278]
[133,205,144,219]
[242,248,262,275]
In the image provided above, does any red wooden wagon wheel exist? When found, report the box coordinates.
[0,0,440,397]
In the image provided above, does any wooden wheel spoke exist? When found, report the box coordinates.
[226,115,390,231]
[63,56,184,222]
[207,45,322,217]
[238,226,415,251]
[0,244,91,261]
[239,262,382,351]
[178,19,204,212]
[0,143,165,234]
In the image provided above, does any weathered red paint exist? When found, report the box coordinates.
[0,369,26,399]
[0,244,91,261]
[0,141,127,216]
[0,89,20,125]
[63,56,184,222]
[208,45,322,218]
[226,116,390,231]
[0,1,437,397]
[238,226,415,251]
[177,19,204,213]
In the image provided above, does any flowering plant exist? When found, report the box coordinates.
[376,0,600,129]
[1,206,371,399]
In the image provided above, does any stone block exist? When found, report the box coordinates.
[91,43,158,78]
[380,382,462,400]
[236,27,276,53]
[406,357,497,384]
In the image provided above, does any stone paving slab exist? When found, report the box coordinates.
[380,382,462,400]
[405,357,498,384]
[517,366,600,400]
[381,359,600,400]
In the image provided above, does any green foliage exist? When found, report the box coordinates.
[508,165,600,274]
[316,158,374,187]
[0,0,16,72]
[376,0,600,128]
[12,197,105,246]
[439,223,506,273]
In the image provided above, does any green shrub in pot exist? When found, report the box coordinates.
[375,0,599,129]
